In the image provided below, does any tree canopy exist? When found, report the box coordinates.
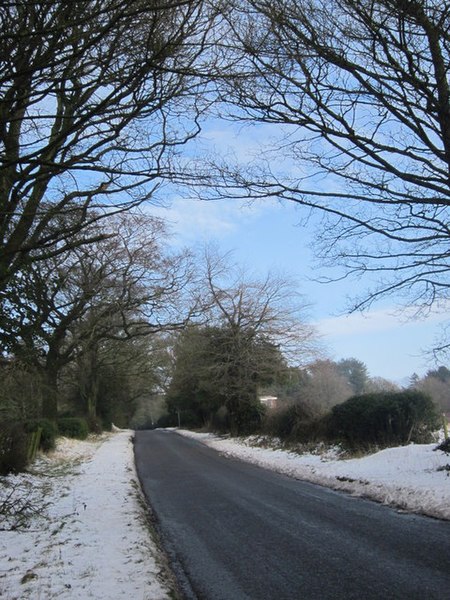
[208,0,450,342]
[0,212,195,418]
[166,324,286,431]
[0,0,218,288]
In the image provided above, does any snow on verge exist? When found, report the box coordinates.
[176,430,450,521]
[0,431,170,600]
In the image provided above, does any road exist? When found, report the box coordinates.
[134,430,450,600]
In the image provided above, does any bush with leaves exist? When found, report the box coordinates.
[0,362,43,423]
[57,417,89,440]
[24,419,58,452]
[228,396,266,435]
[155,412,179,429]
[0,422,28,475]
[330,390,439,449]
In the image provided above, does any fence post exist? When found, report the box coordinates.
[27,427,42,463]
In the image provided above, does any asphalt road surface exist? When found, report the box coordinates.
[134,430,450,600]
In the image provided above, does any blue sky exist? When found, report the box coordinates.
[152,193,446,384]
[150,121,447,384]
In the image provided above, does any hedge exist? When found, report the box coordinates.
[330,390,439,448]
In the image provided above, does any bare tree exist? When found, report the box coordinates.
[0,0,218,289]
[195,247,319,431]
[210,0,450,340]
[0,360,44,421]
[0,213,196,418]
[69,332,171,428]
[415,367,450,413]
[202,247,319,363]
[365,376,400,394]
[300,360,353,412]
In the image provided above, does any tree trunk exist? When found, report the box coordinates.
[78,347,99,420]
[41,366,59,421]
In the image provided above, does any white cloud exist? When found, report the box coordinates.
[201,121,279,162]
[316,305,448,339]
[147,196,285,245]
[145,198,235,243]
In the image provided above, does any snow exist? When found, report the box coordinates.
[177,430,450,520]
[0,431,171,600]
[1,428,448,599]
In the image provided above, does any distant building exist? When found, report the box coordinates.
[259,395,278,410]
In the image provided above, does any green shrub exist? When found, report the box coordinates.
[156,408,205,429]
[0,422,28,474]
[57,417,89,440]
[24,419,58,452]
[229,399,266,435]
[330,390,439,449]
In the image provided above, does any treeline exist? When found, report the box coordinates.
[2,219,447,471]
[0,213,187,472]
[0,242,317,472]
[161,347,445,451]
[0,0,218,473]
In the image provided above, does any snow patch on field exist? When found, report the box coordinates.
[0,431,170,600]
[177,430,450,520]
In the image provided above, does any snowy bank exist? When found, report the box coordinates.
[0,431,171,600]
[176,430,450,521]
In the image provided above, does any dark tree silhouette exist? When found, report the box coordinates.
[211,0,450,342]
[0,0,218,288]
